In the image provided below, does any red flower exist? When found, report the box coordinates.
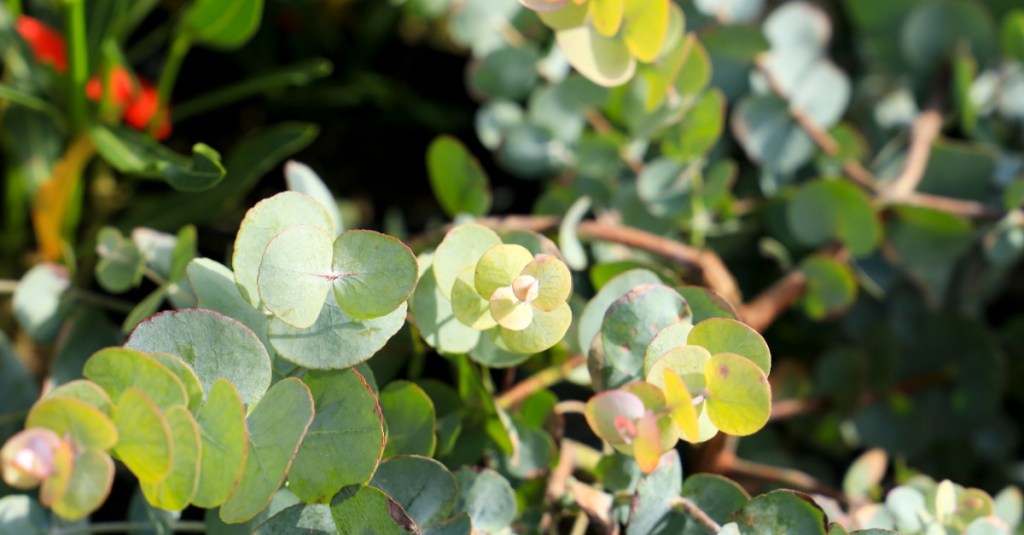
[86,67,172,140]
[16,16,171,140]
[15,15,66,72]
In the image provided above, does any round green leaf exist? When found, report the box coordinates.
[499,301,572,354]
[842,449,888,501]
[50,449,114,522]
[627,449,685,535]
[432,224,502,299]
[637,158,693,219]
[220,378,314,524]
[474,244,533,300]
[232,191,334,307]
[799,255,857,320]
[520,254,572,311]
[187,258,271,351]
[687,318,771,375]
[256,503,335,534]
[26,398,118,451]
[125,309,272,406]
[411,257,481,354]
[704,353,772,436]
[269,298,406,370]
[83,347,189,412]
[727,490,827,534]
[732,94,815,175]
[380,381,436,458]
[371,456,458,529]
[645,345,711,395]
[284,161,344,236]
[140,406,201,511]
[677,286,738,323]
[596,284,691,389]
[113,388,173,484]
[331,230,418,320]
[330,485,417,534]
[257,224,334,329]
[452,266,497,330]
[149,352,204,414]
[183,0,264,50]
[95,226,145,293]
[0,495,51,534]
[787,179,880,257]
[426,136,492,218]
[643,322,695,374]
[681,474,750,529]
[557,24,637,88]
[663,89,726,161]
[469,47,541,103]
[455,467,517,533]
[901,0,996,72]
[44,380,112,415]
[13,263,70,343]
[192,379,248,509]
[578,269,661,353]
[288,369,385,503]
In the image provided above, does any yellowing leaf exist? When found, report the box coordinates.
[32,136,95,261]
[489,285,535,330]
[590,0,625,36]
[557,25,637,87]
[623,0,671,63]
[703,353,771,436]
[633,412,662,474]
[663,368,700,442]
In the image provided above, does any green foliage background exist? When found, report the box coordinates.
[1,0,1024,533]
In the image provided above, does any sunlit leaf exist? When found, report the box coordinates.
[112,388,172,484]
[557,25,636,87]
[703,353,771,436]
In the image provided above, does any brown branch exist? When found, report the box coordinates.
[883,103,943,198]
[737,270,807,333]
[727,457,845,501]
[753,57,877,191]
[669,497,722,533]
[497,354,586,409]
[893,192,1003,220]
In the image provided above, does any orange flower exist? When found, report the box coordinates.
[15,15,67,72]
[85,67,173,140]
[17,17,171,140]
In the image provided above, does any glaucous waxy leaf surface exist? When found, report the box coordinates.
[192,379,248,509]
[148,352,204,414]
[728,489,828,534]
[643,322,696,374]
[139,406,200,512]
[112,388,173,484]
[578,269,661,354]
[370,456,459,529]
[677,286,738,323]
[187,258,271,350]
[12,263,70,343]
[594,283,692,390]
[257,224,334,329]
[219,378,314,524]
[45,380,112,415]
[452,266,497,330]
[474,244,533,300]
[455,467,517,533]
[125,309,272,406]
[94,226,145,293]
[288,369,384,503]
[627,449,685,535]
[269,299,407,370]
[256,502,336,534]
[703,353,772,436]
[284,161,344,236]
[412,255,482,354]
[687,318,771,375]
[330,230,418,320]
[83,347,189,412]
[232,191,334,307]
[432,224,503,300]
[380,381,437,458]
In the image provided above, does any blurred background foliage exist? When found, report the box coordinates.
[2,0,1024,532]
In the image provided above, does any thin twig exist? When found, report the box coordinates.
[753,57,877,191]
[883,101,944,198]
[497,354,586,409]
[669,497,722,533]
